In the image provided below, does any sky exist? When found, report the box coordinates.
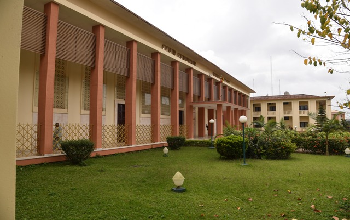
[116,0,350,117]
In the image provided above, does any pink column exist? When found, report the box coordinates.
[126,41,137,145]
[208,78,214,101]
[198,74,205,137]
[186,68,194,139]
[216,81,222,100]
[223,86,228,102]
[171,61,179,136]
[90,25,104,149]
[38,2,59,155]
[217,104,223,135]
[151,52,160,142]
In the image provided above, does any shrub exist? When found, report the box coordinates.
[257,132,296,159]
[61,139,95,165]
[183,139,211,147]
[297,137,348,155]
[166,136,185,150]
[216,135,244,159]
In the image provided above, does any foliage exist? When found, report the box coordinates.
[295,137,348,155]
[223,120,241,136]
[315,105,327,131]
[216,135,244,159]
[166,136,185,150]
[252,115,265,128]
[61,139,95,165]
[16,147,350,220]
[256,131,297,159]
[183,139,211,147]
[244,128,260,159]
[287,0,350,108]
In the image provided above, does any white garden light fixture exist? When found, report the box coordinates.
[172,171,186,192]
[163,147,168,157]
[345,147,350,157]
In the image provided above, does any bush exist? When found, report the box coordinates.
[216,135,244,159]
[61,139,95,165]
[183,139,211,147]
[166,136,185,150]
[257,132,296,159]
[297,137,348,155]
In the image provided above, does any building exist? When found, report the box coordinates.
[13,0,254,166]
[331,110,346,121]
[249,93,334,131]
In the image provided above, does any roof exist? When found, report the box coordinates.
[106,0,255,94]
[250,94,335,101]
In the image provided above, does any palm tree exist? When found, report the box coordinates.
[322,118,343,156]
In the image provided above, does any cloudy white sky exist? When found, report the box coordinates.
[116,0,350,117]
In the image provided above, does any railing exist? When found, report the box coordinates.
[299,110,309,115]
[253,112,261,116]
[267,111,276,115]
[179,125,188,138]
[16,123,39,158]
[284,110,292,115]
[53,123,91,154]
[136,125,153,145]
[102,124,127,148]
[160,125,173,142]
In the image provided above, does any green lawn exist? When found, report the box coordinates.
[16,147,349,220]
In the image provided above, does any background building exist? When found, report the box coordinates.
[249,92,334,131]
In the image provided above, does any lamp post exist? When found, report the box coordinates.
[209,119,215,149]
[294,126,297,131]
[239,115,248,165]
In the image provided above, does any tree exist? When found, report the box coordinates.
[315,105,327,130]
[286,0,350,108]
[321,118,343,155]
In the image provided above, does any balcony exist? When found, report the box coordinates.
[284,110,292,115]
[253,111,261,116]
[267,111,276,116]
[299,110,309,115]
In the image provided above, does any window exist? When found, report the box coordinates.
[284,116,290,120]
[283,102,289,105]
[82,66,90,111]
[299,105,308,110]
[179,92,185,108]
[300,122,308,127]
[54,59,68,109]
[269,106,276,111]
[254,107,261,112]
[115,74,126,100]
[141,81,151,114]
[161,87,171,116]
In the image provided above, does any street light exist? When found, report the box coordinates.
[209,119,215,149]
[294,126,297,131]
[239,115,248,165]
[163,147,168,157]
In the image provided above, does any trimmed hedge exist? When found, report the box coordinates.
[183,139,211,147]
[216,135,244,159]
[166,136,185,150]
[61,139,95,165]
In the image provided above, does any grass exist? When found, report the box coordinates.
[16,147,349,220]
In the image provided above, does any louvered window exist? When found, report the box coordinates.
[193,76,200,96]
[21,6,46,54]
[160,63,173,89]
[179,71,188,93]
[205,81,209,99]
[82,66,91,111]
[104,39,129,76]
[56,20,96,67]
[137,53,154,83]
[54,59,68,109]
[179,92,185,108]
